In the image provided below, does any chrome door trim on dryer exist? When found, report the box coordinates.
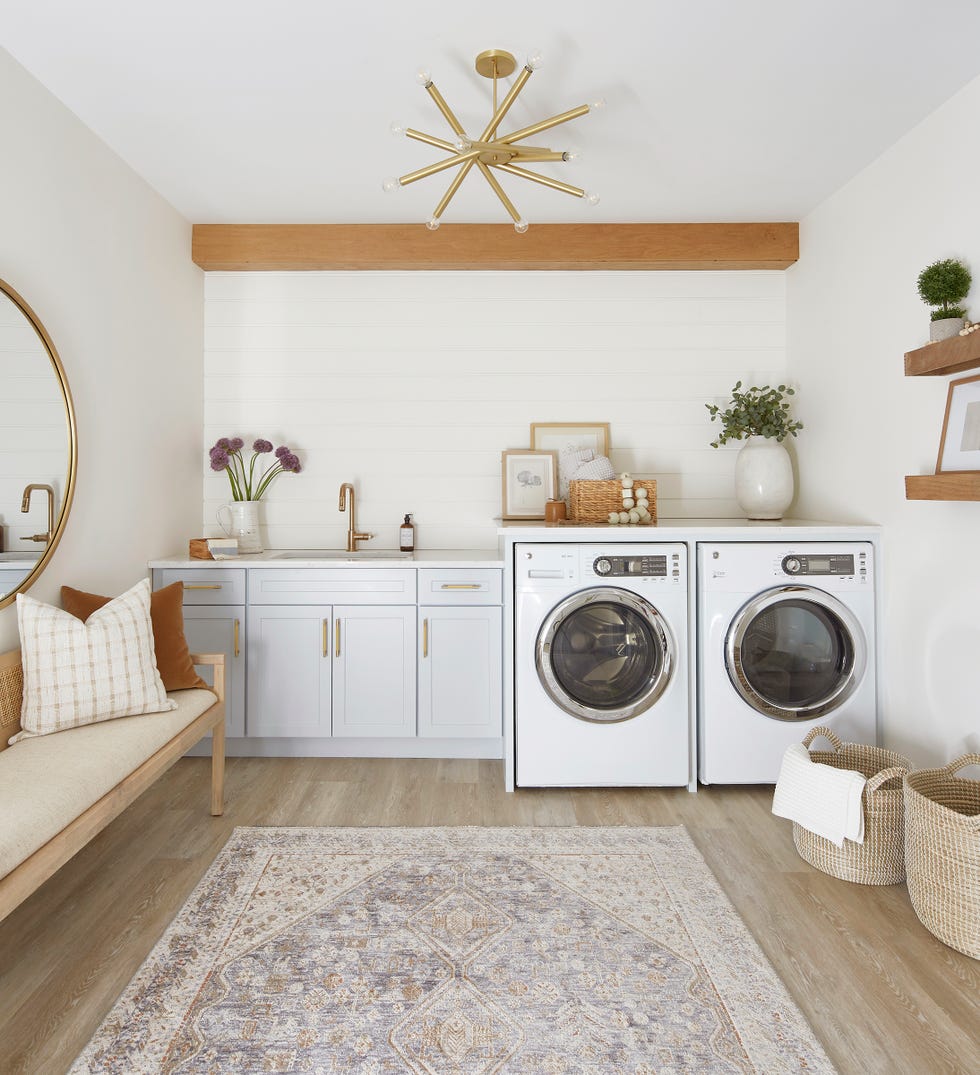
[536,586,674,723]
[726,584,868,722]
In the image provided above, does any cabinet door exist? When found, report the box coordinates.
[182,605,246,737]
[247,605,332,737]
[332,605,416,738]
[418,606,502,738]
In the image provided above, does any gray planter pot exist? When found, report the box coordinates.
[930,317,965,342]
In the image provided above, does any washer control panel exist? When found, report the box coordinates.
[781,553,857,576]
[593,555,667,578]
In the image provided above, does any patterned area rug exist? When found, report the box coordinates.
[71,827,835,1074]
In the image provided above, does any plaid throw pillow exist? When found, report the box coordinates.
[12,578,176,744]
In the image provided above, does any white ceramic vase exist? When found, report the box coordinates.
[734,436,794,520]
[217,499,264,554]
[930,317,965,342]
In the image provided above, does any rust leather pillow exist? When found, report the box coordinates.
[61,581,207,691]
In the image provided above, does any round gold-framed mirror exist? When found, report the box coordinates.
[0,279,77,609]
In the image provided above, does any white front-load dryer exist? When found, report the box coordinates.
[698,542,877,784]
[515,543,690,787]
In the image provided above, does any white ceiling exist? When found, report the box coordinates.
[4,1,980,226]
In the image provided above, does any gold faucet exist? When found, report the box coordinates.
[20,483,55,544]
[338,482,374,552]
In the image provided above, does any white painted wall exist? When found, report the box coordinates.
[203,271,787,549]
[0,47,203,650]
[788,73,980,765]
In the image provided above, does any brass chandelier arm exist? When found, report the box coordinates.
[406,128,458,153]
[399,147,483,187]
[479,65,533,142]
[432,158,478,221]
[494,163,586,198]
[498,104,591,145]
[476,161,522,224]
[424,81,467,137]
[509,150,567,163]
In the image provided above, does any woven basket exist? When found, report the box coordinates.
[791,727,912,885]
[904,753,980,959]
[0,652,24,755]
[568,478,657,524]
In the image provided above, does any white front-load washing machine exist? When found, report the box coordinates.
[515,543,689,787]
[698,541,877,784]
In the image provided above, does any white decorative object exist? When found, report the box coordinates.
[13,579,175,741]
[217,500,264,554]
[569,455,615,483]
[734,436,794,520]
[607,511,620,524]
[618,511,630,523]
[930,317,965,342]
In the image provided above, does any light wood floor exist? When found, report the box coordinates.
[0,758,977,1074]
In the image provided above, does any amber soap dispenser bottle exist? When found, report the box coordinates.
[399,513,415,552]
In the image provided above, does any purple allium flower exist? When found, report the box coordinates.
[274,445,289,459]
[229,437,245,451]
[253,438,273,453]
[210,448,230,471]
[282,453,302,473]
[215,437,231,450]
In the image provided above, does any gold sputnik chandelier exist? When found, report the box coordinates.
[384,49,603,231]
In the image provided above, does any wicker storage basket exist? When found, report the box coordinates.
[568,478,657,524]
[904,753,980,959]
[791,727,912,885]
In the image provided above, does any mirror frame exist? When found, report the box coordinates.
[0,279,78,610]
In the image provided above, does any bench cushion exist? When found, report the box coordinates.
[0,688,216,879]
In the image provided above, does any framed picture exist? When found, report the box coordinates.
[530,422,610,458]
[936,373,980,473]
[501,450,558,519]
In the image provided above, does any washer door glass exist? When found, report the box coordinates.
[536,588,673,723]
[726,586,866,721]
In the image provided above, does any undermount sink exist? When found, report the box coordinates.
[271,549,413,561]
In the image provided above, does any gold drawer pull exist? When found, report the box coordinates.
[233,619,240,658]
[335,618,341,658]
[440,583,482,590]
[322,619,328,658]
[423,617,429,658]
[185,583,222,591]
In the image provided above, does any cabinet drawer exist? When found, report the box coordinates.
[417,569,501,604]
[249,568,417,605]
[159,568,246,604]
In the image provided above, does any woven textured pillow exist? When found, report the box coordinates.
[61,581,206,691]
[13,578,176,743]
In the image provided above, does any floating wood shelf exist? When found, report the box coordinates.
[905,473,980,501]
[904,330,980,376]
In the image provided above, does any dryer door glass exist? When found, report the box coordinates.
[537,588,673,723]
[727,589,865,721]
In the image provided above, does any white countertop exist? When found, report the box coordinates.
[149,548,505,569]
[497,517,881,540]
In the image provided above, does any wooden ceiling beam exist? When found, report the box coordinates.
[191,222,799,271]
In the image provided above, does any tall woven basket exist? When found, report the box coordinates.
[904,754,980,959]
[791,727,912,885]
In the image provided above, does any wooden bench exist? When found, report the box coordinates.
[0,648,225,922]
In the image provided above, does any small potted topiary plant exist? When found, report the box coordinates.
[705,381,803,520]
[917,258,972,342]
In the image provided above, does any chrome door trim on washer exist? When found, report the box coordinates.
[535,586,674,724]
[726,584,867,722]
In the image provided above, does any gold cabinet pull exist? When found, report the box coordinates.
[423,617,428,658]
[440,583,481,590]
[322,619,328,658]
[335,618,341,658]
[185,583,222,591]
[233,618,240,658]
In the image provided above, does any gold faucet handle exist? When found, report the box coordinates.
[21,534,50,543]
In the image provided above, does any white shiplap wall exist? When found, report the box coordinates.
[203,271,787,550]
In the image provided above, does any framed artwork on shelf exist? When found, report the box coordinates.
[936,373,980,473]
[530,422,610,457]
[501,450,558,519]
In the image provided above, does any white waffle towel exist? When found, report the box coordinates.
[772,742,866,847]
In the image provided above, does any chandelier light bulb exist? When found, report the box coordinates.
[426,217,441,231]
[514,219,529,234]
[389,121,408,137]
[525,49,543,71]
[416,69,432,87]
[453,137,471,152]
[588,96,607,112]
[584,191,600,207]
[382,176,401,193]
[563,145,582,162]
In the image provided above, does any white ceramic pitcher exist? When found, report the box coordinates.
[217,500,263,554]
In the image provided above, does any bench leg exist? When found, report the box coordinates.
[211,719,225,816]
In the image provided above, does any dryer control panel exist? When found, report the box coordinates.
[593,555,667,577]
[781,553,857,576]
